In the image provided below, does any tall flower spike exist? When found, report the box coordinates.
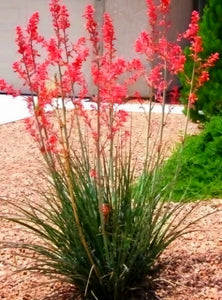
[183,10,200,40]
[146,0,157,27]
[83,5,99,43]
[103,13,115,53]
[26,12,40,40]
[15,26,26,55]
[160,0,171,13]
[50,0,70,30]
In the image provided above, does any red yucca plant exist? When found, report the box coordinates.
[0,0,218,299]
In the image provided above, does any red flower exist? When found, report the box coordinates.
[83,5,99,44]
[161,0,170,6]
[0,79,18,96]
[46,134,58,153]
[89,169,97,179]
[148,65,162,89]
[184,11,200,40]
[146,0,157,26]
[135,31,154,59]
[168,44,186,74]
[169,86,180,104]
[130,59,143,71]
[189,93,198,104]
[101,204,111,217]
[160,0,171,13]
[26,12,40,40]
[50,0,70,30]
[191,35,203,56]
[47,38,62,64]
[103,13,115,52]
[110,110,129,136]
[101,204,111,223]
[15,26,26,55]
[198,70,209,87]
[203,52,219,68]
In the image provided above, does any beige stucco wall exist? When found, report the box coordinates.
[0,0,93,93]
[0,0,193,96]
[169,0,194,41]
[104,0,193,96]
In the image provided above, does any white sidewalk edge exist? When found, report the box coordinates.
[0,94,183,125]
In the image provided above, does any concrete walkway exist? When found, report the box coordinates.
[0,94,183,125]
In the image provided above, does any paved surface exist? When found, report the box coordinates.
[0,94,183,125]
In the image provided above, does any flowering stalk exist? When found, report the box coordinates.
[84,5,109,262]
[84,5,144,266]
[51,1,101,278]
[182,11,219,141]
[84,8,132,187]
[14,15,57,170]
[135,0,186,169]
[13,0,103,280]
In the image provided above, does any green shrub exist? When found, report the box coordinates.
[161,116,222,201]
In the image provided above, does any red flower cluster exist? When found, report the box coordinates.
[135,31,154,60]
[83,5,99,47]
[50,0,70,30]
[160,0,171,13]
[83,5,133,145]
[135,3,218,107]
[146,0,157,26]
[148,65,162,90]
[0,0,219,157]
[47,38,62,64]
[10,0,91,155]
[136,0,185,100]
[182,11,219,105]
[103,13,115,52]
[26,12,39,40]
[198,70,209,87]
[189,93,198,104]
[184,11,199,40]
[101,203,111,223]
[203,53,219,68]
[168,86,180,104]
[184,11,203,59]
[0,79,19,96]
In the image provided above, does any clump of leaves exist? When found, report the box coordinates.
[2,164,204,300]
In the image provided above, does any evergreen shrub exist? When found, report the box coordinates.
[161,116,222,201]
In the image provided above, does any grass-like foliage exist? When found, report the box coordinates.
[0,0,219,299]
[3,163,201,299]
[161,116,222,201]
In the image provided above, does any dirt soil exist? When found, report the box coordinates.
[0,111,221,300]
